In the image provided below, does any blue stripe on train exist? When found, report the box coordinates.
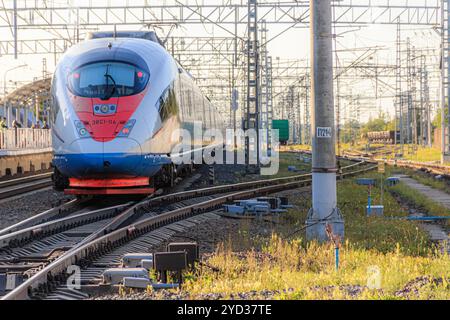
[53,153,172,178]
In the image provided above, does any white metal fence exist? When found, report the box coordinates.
[0,129,52,150]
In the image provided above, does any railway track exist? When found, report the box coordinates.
[341,149,450,177]
[295,148,450,177]
[0,172,53,200]
[1,160,376,300]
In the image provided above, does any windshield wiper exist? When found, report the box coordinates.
[102,67,116,100]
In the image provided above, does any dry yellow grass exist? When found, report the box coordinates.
[181,168,449,300]
[183,236,450,300]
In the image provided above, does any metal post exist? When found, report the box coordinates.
[441,0,450,163]
[245,0,260,172]
[441,0,446,162]
[6,102,11,127]
[306,0,343,242]
[395,19,401,152]
[304,74,310,145]
[233,8,238,151]
[208,165,215,186]
[13,0,17,59]
[446,0,450,161]
[24,107,28,127]
[419,55,425,146]
[425,67,432,147]
[35,95,39,125]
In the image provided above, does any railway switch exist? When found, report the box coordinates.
[140,259,153,270]
[123,277,151,289]
[122,253,153,268]
[102,268,148,285]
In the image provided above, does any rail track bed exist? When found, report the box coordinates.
[0,190,277,289]
[0,160,376,300]
[45,212,222,300]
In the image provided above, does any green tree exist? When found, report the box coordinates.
[340,119,361,144]
[432,107,449,129]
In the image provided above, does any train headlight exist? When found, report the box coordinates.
[74,120,90,138]
[117,119,136,137]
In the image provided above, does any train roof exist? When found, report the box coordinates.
[85,31,164,47]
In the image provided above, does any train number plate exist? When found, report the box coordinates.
[316,127,332,138]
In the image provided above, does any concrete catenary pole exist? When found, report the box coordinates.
[306,0,344,242]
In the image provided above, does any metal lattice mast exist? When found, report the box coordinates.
[303,74,311,145]
[259,19,270,152]
[245,0,260,169]
[395,19,403,153]
[442,0,450,162]
[423,60,433,147]
[411,44,418,146]
[287,86,295,143]
[296,86,301,144]
[266,56,273,152]
[419,55,426,146]
[406,38,413,144]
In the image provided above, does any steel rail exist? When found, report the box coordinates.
[342,148,450,177]
[0,172,53,200]
[0,202,134,249]
[0,172,52,188]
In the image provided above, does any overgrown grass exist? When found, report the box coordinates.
[183,235,449,300]
[180,164,449,300]
[180,171,449,300]
[337,173,432,256]
[280,170,431,256]
[275,152,311,177]
[401,146,442,163]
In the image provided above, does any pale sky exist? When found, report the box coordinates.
[0,0,443,123]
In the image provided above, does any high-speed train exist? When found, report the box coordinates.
[50,31,224,195]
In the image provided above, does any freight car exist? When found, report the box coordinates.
[366,130,398,144]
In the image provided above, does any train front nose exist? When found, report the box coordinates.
[56,138,143,178]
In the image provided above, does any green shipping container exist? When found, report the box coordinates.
[272,119,289,143]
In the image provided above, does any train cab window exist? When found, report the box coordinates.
[157,83,179,122]
[68,61,149,99]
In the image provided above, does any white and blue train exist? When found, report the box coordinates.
[50,31,224,195]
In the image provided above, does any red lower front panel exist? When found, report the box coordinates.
[66,177,154,195]
[69,177,150,188]
[64,187,155,195]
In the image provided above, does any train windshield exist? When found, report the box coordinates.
[67,61,149,99]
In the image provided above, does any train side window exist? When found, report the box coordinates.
[207,99,212,128]
[189,87,195,117]
[174,78,183,120]
[156,83,179,122]
[208,101,213,128]
[50,75,60,125]
[203,99,207,127]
